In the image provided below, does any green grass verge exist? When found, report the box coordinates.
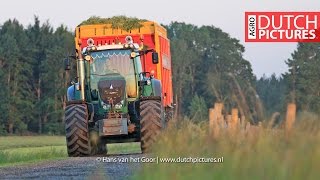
[0,136,68,167]
[0,146,67,167]
[133,117,320,180]
[0,135,140,167]
[108,142,141,154]
[0,136,66,150]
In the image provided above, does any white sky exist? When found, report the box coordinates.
[1,0,319,77]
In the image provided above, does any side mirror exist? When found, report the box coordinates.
[64,58,71,71]
[152,52,159,64]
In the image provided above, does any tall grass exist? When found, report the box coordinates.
[134,114,320,180]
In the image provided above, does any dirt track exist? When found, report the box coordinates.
[0,154,143,180]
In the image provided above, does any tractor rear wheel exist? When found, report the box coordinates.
[140,100,164,153]
[65,104,91,157]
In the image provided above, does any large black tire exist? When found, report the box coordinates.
[140,100,164,153]
[65,104,91,157]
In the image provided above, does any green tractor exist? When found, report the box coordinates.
[64,37,166,157]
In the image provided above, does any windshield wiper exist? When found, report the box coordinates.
[91,72,120,76]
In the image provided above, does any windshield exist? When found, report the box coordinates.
[91,50,133,76]
[90,49,137,98]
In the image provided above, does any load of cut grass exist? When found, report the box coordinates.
[79,16,147,31]
[133,115,320,180]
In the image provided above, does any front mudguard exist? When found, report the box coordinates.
[67,83,81,101]
[141,78,162,98]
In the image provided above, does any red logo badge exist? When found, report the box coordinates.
[245,12,320,42]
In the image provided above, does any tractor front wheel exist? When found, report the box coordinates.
[65,104,91,157]
[140,99,164,153]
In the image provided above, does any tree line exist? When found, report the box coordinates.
[0,17,319,134]
[0,17,74,134]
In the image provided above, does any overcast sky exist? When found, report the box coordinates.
[1,0,319,77]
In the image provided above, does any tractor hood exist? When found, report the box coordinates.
[97,74,126,105]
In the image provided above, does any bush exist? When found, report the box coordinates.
[0,124,7,135]
[15,121,28,134]
[188,94,208,123]
[43,122,65,135]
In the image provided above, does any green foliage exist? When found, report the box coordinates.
[165,22,257,121]
[0,19,34,134]
[0,17,73,134]
[188,94,208,122]
[284,43,320,113]
[0,125,6,135]
[79,16,147,31]
[43,122,65,135]
[256,74,287,115]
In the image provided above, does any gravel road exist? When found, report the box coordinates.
[0,153,143,180]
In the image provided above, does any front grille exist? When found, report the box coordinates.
[98,80,125,105]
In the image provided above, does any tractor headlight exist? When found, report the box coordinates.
[115,103,122,109]
[102,103,111,110]
[91,46,97,51]
[130,52,136,58]
[84,55,91,61]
